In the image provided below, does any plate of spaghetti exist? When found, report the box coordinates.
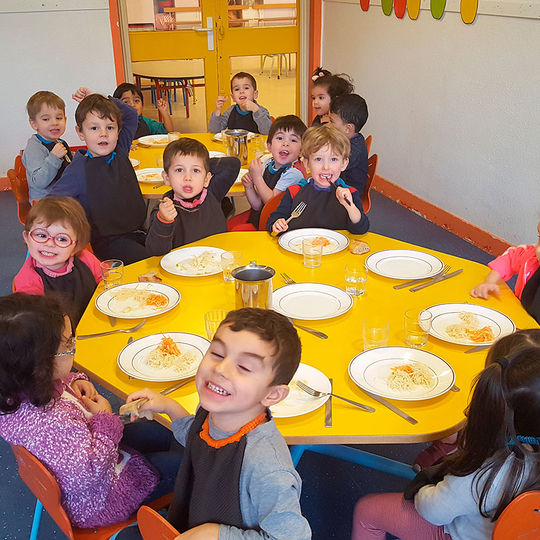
[424,303,515,346]
[117,333,210,382]
[95,283,180,319]
[348,347,455,400]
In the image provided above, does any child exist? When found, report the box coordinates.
[13,197,101,327]
[0,293,163,528]
[50,87,148,265]
[330,94,369,194]
[113,82,174,139]
[352,332,540,540]
[229,115,308,231]
[208,72,272,134]
[311,68,354,126]
[23,91,73,201]
[146,138,240,255]
[267,124,369,235]
[117,308,312,540]
[471,221,540,323]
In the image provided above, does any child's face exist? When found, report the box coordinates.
[163,153,211,199]
[231,77,257,109]
[311,85,331,117]
[307,144,349,188]
[29,105,67,142]
[53,315,75,379]
[267,129,302,167]
[76,111,119,157]
[329,112,354,139]
[195,324,288,432]
[23,220,78,271]
[119,90,143,116]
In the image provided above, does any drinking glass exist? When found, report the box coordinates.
[100,259,124,289]
[362,318,390,351]
[155,155,164,168]
[404,309,432,348]
[221,251,242,282]
[204,310,228,339]
[345,263,367,296]
[302,238,322,268]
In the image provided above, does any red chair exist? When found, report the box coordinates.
[258,191,285,231]
[7,155,31,224]
[11,444,172,540]
[137,505,180,540]
[492,490,540,539]
[361,153,378,214]
[365,134,372,155]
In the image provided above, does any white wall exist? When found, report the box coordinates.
[322,3,540,245]
[0,1,117,176]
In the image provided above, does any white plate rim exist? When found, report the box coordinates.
[137,134,170,147]
[160,246,226,277]
[213,131,256,142]
[129,157,140,168]
[272,282,353,320]
[348,346,455,401]
[424,303,516,346]
[117,332,210,382]
[271,363,331,418]
[95,282,180,319]
[365,249,444,279]
[278,228,350,255]
[136,168,164,183]
[235,168,249,184]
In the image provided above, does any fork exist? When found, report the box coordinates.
[271,202,307,236]
[296,381,375,412]
[281,272,296,284]
[393,265,451,290]
[77,319,147,340]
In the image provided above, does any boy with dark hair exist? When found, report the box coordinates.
[50,87,148,264]
[119,307,311,540]
[145,137,240,254]
[329,93,369,194]
[23,91,73,201]
[113,82,174,139]
[209,72,272,134]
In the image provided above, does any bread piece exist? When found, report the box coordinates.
[349,240,370,255]
[119,398,153,420]
[138,271,163,283]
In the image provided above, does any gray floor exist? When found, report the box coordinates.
[0,190,492,539]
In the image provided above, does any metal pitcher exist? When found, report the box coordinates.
[232,261,275,309]
[224,129,249,165]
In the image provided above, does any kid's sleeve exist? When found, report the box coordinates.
[208,106,232,133]
[488,246,527,281]
[347,190,370,235]
[266,189,294,233]
[208,157,241,200]
[274,167,304,192]
[143,116,167,135]
[22,138,63,194]
[145,208,176,256]
[113,97,138,155]
[253,105,272,135]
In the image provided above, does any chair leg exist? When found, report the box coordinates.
[29,499,43,540]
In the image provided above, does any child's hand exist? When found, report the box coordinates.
[248,157,263,178]
[71,379,97,400]
[176,523,220,540]
[81,394,112,415]
[243,99,259,113]
[272,218,288,234]
[158,197,177,222]
[336,186,353,208]
[215,95,227,113]
[72,87,93,102]
[241,172,254,189]
[51,142,67,159]
[126,388,187,421]
[157,98,169,114]
[470,282,501,299]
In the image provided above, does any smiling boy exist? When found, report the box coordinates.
[119,308,311,540]
[208,72,272,134]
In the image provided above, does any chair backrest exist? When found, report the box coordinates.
[365,134,372,155]
[11,445,76,540]
[258,191,285,231]
[8,155,31,224]
[492,490,540,539]
[361,153,378,214]
[138,505,179,540]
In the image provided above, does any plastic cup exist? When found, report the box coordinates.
[204,310,228,339]
[303,238,322,268]
[404,309,432,348]
[362,318,390,351]
[221,251,243,282]
[100,259,124,289]
[345,263,367,296]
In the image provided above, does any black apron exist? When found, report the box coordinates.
[227,106,260,133]
[134,117,151,140]
[38,137,73,187]
[521,266,540,324]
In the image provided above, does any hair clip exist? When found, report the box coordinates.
[312,68,327,82]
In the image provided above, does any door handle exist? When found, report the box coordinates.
[195,16,214,51]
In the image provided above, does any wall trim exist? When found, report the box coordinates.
[373,175,510,257]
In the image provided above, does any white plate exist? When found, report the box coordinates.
[424,303,516,346]
[365,249,444,280]
[235,168,248,184]
[272,283,353,320]
[209,151,226,158]
[271,363,331,418]
[212,131,257,142]
[136,168,164,184]
[160,246,226,277]
[137,135,170,147]
[95,283,180,319]
[117,332,210,382]
[348,347,455,401]
[278,228,350,255]
[129,158,140,168]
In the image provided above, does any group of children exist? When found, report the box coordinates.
[2,66,539,539]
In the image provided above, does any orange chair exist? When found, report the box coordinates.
[11,444,172,540]
[7,155,31,224]
[137,505,179,540]
[361,153,378,214]
[492,490,540,539]
[365,134,372,155]
[258,191,285,231]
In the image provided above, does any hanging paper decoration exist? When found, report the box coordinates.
[461,0,478,23]
[360,0,370,11]
[382,0,393,16]
[407,0,421,19]
[430,0,446,19]
[394,0,406,18]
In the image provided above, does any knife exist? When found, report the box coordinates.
[364,390,418,424]
[409,269,463,292]
[325,378,333,427]
[393,267,449,290]
[465,344,491,354]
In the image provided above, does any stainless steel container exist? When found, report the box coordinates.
[232,261,275,309]
[224,129,249,165]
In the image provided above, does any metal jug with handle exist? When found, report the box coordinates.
[224,129,249,165]
[232,261,275,309]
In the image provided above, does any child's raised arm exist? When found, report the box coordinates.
[470,270,502,299]
[156,98,175,132]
